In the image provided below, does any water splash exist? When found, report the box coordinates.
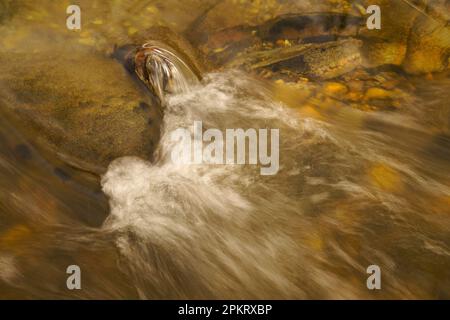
[134,40,200,105]
[100,71,450,298]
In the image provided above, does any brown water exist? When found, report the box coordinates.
[0,0,449,299]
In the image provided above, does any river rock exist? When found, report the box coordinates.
[0,48,163,174]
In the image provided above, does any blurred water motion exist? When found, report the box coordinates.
[0,0,449,299]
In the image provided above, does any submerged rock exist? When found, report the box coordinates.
[0,49,163,174]
[189,1,449,78]
[187,0,359,45]
[190,12,364,70]
[359,0,450,74]
[227,38,363,80]
[402,14,450,74]
[0,1,207,176]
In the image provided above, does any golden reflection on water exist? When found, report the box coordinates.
[0,0,449,299]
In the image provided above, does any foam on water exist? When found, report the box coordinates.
[101,71,450,298]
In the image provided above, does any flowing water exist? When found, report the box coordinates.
[133,40,201,105]
[0,0,449,299]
